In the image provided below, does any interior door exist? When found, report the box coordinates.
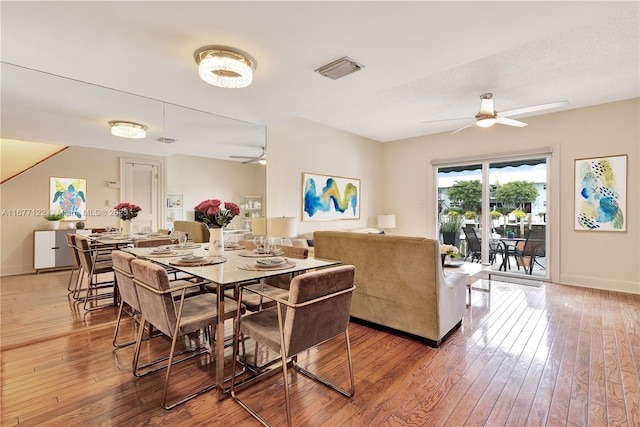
[121,159,160,232]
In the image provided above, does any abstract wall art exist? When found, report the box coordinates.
[50,177,87,220]
[302,172,360,221]
[574,155,627,231]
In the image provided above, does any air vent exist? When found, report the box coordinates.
[156,137,176,144]
[315,56,365,80]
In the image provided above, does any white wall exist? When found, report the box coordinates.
[166,154,265,226]
[382,98,639,294]
[266,118,383,238]
[1,147,264,275]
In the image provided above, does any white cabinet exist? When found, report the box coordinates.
[34,230,74,271]
[240,196,263,231]
[166,193,184,231]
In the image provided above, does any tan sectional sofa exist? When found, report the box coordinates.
[313,231,468,347]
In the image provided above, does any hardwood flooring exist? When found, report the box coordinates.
[1,270,639,426]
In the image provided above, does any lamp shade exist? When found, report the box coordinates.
[377,214,396,229]
[251,217,266,236]
[270,217,297,238]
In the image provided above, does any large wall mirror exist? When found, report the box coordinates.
[1,62,266,229]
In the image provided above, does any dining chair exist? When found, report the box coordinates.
[230,265,356,427]
[130,258,241,409]
[65,233,83,293]
[224,245,309,312]
[133,238,174,248]
[111,250,147,348]
[74,235,116,310]
[513,228,546,275]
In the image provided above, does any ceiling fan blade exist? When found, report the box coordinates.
[499,100,568,118]
[421,117,474,124]
[496,117,528,127]
[451,121,477,134]
[230,155,257,159]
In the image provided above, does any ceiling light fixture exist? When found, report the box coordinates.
[476,117,497,128]
[194,46,256,89]
[315,56,365,80]
[108,121,147,139]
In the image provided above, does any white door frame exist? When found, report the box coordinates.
[119,157,165,231]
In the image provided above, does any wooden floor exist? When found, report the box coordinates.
[1,270,639,426]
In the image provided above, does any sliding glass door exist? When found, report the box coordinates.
[436,156,549,279]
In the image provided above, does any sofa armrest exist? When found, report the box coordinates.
[438,271,468,337]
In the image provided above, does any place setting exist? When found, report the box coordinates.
[238,236,284,258]
[170,233,201,250]
[143,246,193,258]
[238,256,296,271]
[169,254,227,267]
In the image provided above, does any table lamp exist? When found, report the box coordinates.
[270,216,297,245]
[377,214,396,232]
[251,217,266,236]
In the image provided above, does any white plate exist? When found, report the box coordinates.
[256,257,285,266]
[172,244,200,250]
[151,247,172,253]
[181,255,204,262]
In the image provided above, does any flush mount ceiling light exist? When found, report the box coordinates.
[315,56,365,80]
[108,121,147,139]
[194,46,256,89]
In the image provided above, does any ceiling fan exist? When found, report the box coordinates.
[229,147,266,164]
[423,93,568,134]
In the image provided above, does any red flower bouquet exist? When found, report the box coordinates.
[113,202,142,220]
[194,199,240,228]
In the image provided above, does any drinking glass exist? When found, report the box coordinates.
[178,233,187,249]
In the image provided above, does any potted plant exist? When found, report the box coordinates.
[440,212,464,248]
[43,212,65,230]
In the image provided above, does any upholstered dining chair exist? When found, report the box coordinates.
[172,220,210,243]
[74,235,115,310]
[133,238,174,248]
[65,233,83,293]
[130,258,241,409]
[223,244,310,312]
[231,265,356,427]
[111,250,146,348]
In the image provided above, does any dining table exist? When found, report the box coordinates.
[122,243,342,400]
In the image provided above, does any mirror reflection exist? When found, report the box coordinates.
[1,62,267,231]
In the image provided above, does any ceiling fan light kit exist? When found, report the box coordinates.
[108,121,147,139]
[424,92,568,134]
[195,46,256,89]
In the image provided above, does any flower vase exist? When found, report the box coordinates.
[209,227,224,257]
[122,220,132,237]
[441,253,446,267]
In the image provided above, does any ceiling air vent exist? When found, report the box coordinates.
[156,137,176,144]
[315,56,365,80]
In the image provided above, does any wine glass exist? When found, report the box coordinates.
[178,233,187,249]
[253,235,264,252]
[263,237,273,256]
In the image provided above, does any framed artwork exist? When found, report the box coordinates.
[302,172,360,221]
[574,155,627,231]
[50,177,87,220]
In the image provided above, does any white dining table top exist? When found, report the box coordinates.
[123,244,341,287]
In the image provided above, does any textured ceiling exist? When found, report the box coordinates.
[1,1,638,160]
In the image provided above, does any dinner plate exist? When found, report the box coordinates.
[151,247,172,253]
[180,255,204,262]
[172,243,200,250]
[256,257,285,266]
